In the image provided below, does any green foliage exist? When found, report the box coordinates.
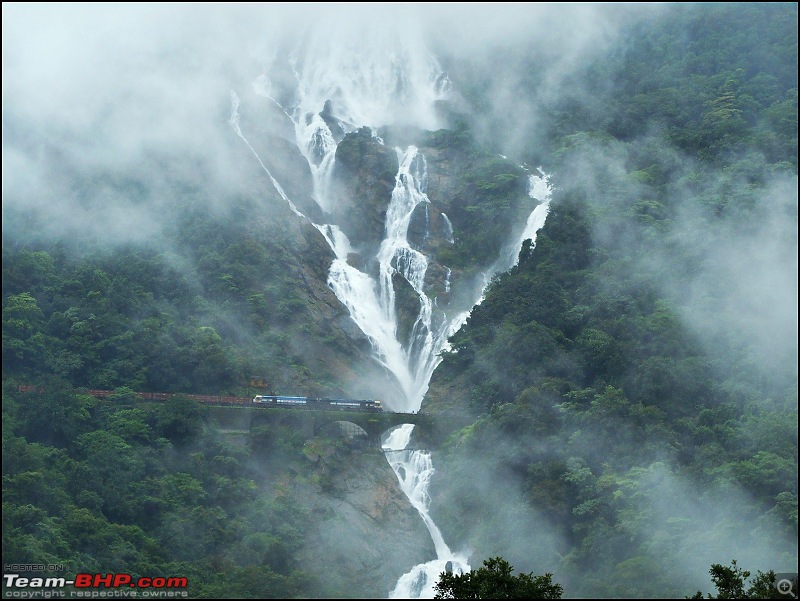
[434,556,563,599]
[154,396,205,444]
[425,4,797,597]
[424,123,472,149]
[1,385,322,597]
[2,292,46,373]
[541,4,799,167]
[1,189,358,396]
[690,560,788,599]
[1,4,797,598]
[441,154,529,269]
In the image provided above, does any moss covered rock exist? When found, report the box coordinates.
[332,127,399,253]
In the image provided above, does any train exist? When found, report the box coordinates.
[18,386,249,406]
[252,395,383,412]
[16,385,383,412]
[86,389,249,406]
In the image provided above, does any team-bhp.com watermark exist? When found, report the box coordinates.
[3,566,188,599]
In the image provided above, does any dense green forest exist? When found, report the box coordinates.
[425,2,797,597]
[2,194,365,397]
[3,385,314,597]
[3,3,797,598]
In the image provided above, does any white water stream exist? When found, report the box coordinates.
[230,34,551,597]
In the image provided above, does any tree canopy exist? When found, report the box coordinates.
[690,560,795,599]
[434,557,563,599]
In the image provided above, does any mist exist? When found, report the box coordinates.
[3,3,796,599]
[432,415,796,597]
[2,3,659,245]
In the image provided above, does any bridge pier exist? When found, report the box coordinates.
[303,415,316,440]
[247,407,435,449]
[363,422,384,449]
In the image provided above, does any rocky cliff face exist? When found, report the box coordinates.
[228,104,438,597]
[240,90,327,223]
[233,104,540,595]
[296,447,435,598]
[323,123,536,386]
[332,127,399,256]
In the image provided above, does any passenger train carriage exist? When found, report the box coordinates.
[252,395,383,412]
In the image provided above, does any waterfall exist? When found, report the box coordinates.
[441,213,455,244]
[231,33,552,597]
[385,425,470,598]
[513,171,552,265]
[228,91,306,220]
[375,147,452,410]
[502,170,553,271]
[386,172,552,598]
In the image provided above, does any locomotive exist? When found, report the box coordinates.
[252,395,383,412]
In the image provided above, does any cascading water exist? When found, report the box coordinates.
[384,425,471,598]
[386,171,552,599]
[441,213,455,244]
[297,112,338,212]
[230,90,416,399]
[509,170,552,268]
[375,147,453,410]
[231,31,552,597]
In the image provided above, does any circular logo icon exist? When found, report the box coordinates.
[777,579,794,596]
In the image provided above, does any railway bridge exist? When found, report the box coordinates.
[17,386,440,448]
[16,386,439,449]
[246,405,434,448]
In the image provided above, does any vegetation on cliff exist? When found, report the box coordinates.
[425,3,797,597]
[2,3,796,598]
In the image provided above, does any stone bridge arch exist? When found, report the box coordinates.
[317,412,434,449]
[249,407,434,448]
[317,419,370,445]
